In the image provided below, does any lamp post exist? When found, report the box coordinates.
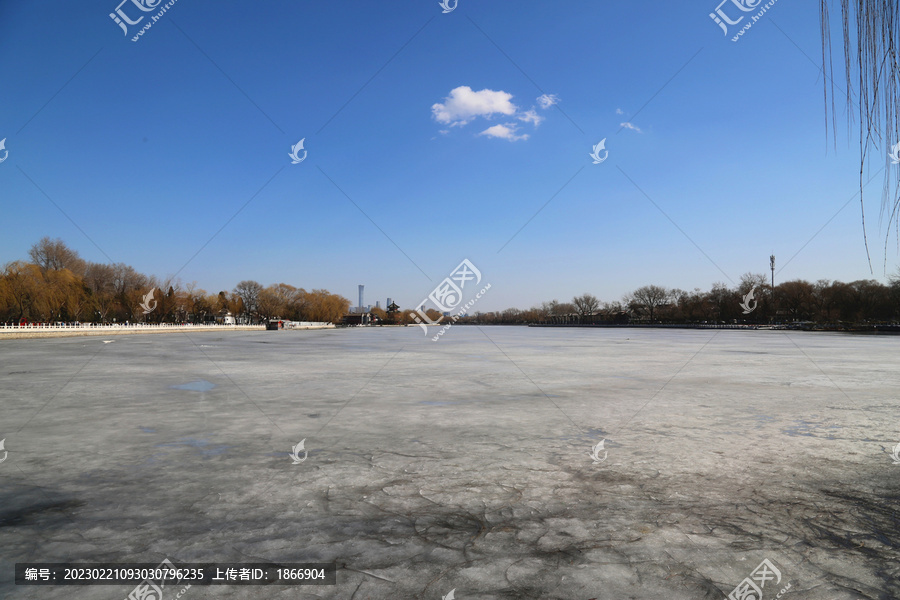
[770,254,775,289]
[770,254,776,323]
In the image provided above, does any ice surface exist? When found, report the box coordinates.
[1,327,898,599]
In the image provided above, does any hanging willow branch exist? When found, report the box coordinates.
[820,0,900,272]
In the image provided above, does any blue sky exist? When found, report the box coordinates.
[1,0,897,312]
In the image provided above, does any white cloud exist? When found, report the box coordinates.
[619,122,642,133]
[615,108,624,115]
[536,94,559,109]
[432,86,554,141]
[432,86,518,126]
[479,123,529,141]
[518,109,544,126]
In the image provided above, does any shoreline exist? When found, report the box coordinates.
[525,322,900,333]
[0,326,264,340]
[0,325,344,340]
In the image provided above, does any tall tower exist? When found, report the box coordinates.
[358,285,365,313]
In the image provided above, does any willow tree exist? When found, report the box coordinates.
[820,1,900,271]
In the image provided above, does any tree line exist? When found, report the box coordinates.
[457,272,900,326]
[0,238,351,324]
[5,239,898,328]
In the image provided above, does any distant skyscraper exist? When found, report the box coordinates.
[376,300,381,309]
[358,285,365,312]
[387,297,392,308]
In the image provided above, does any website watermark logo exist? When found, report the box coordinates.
[0,439,7,464]
[590,439,607,464]
[710,0,779,42]
[430,283,490,341]
[110,0,180,42]
[125,558,191,600]
[409,259,491,341]
[589,139,608,164]
[890,442,900,464]
[442,589,456,600]
[889,142,900,164]
[439,0,457,13]
[740,285,758,314]
[290,439,308,464]
[709,0,760,34]
[727,558,789,600]
[289,139,307,164]
[0,138,8,163]
[140,288,157,315]
[110,0,161,35]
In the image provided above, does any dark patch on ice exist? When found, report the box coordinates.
[812,488,900,558]
[307,414,321,419]
[156,437,230,457]
[752,415,776,428]
[139,426,156,433]
[414,513,485,548]
[0,499,85,527]
[783,419,840,438]
[583,427,609,439]
[171,380,216,392]
[562,428,613,445]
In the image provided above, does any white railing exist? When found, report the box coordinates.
[0,322,335,332]
[0,323,261,331]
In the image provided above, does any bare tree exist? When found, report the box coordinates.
[541,300,560,315]
[110,263,148,321]
[84,262,117,322]
[233,280,263,321]
[627,285,668,323]
[572,293,600,323]
[849,279,893,321]
[539,299,572,323]
[28,237,85,274]
[739,272,768,294]
[706,282,738,322]
[888,267,900,316]
[738,272,770,319]
[778,280,817,321]
[601,300,623,313]
[890,267,900,288]
[111,263,147,296]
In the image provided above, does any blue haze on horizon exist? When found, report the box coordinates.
[1,0,898,312]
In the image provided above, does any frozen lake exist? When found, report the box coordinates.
[1,326,898,599]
